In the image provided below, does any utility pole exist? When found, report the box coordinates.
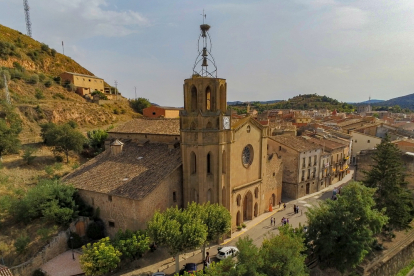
[62,41,64,55]
[134,86,137,100]
[23,0,32,37]
[114,80,118,101]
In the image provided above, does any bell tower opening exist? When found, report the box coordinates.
[191,86,197,112]
[206,86,211,111]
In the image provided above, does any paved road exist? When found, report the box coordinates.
[163,171,354,275]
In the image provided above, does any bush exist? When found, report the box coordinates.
[113,229,150,260]
[27,50,40,61]
[130,98,151,114]
[241,223,246,228]
[22,146,37,165]
[67,120,78,129]
[0,41,17,60]
[13,61,24,71]
[53,76,61,84]
[35,89,45,99]
[40,43,50,53]
[50,49,57,57]
[53,93,65,100]
[45,165,54,176]
[32,269,45,276]
[237,225,242,231]
[72,162,80,170]
[38,73,46,82]
[113,109,119,115]
[27,74,39,84]
[68,232,84,249]
[86,221,105,240]
[14,235,30,254]
[10,69,23,80]
[54,155,64,162]
[44,79,52,88]
[37,227,54,242]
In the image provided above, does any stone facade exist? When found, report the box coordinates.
[143,106,182,118]
[60,72,105,97]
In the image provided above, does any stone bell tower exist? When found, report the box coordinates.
[180,21,232,209]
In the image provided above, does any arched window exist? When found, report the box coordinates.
[236,194,241,206]
[206,86,211,111]
[254,187,259,198]
[207,189,211,202]
[190,152,196,174]
[222,150,226,174]
[207,152,211,174]
[206,121,212,129]
[191,86,197,112]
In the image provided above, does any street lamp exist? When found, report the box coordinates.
[70,236,75,260]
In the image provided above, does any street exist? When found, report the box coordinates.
[161,170,354,275]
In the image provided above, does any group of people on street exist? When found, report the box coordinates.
[331,187,341,200]
[293,204,300,214]
[281,217,289,225]
[270,217,276,226]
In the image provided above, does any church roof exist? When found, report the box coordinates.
[62,142,182,200]
[0,265,13,276]
[109,118,180,135]
[270,135,321,152]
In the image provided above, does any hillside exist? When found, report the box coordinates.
[0,23,138,141]
[371,93,414,109]
[231,94,355,114]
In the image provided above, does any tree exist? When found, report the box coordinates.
[22,146,37,165]
[363,135,414,229]
[87,129,108,150]
[130,97,151,114]
[0,103,22,159]
[306,182,388,273]
[200,202,231,259]
[147,203,208,273]
[234,237,264,276]
[112,229,150,260]
[80,237,122,276]
[41,122,86,162]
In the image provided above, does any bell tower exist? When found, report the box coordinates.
[180,20,232,209]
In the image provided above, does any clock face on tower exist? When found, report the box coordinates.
[223,116,230,130]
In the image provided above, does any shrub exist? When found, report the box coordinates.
[91,90,108,100]
[32,269,45,276]
[53,93,65,100]
[0,41,16,60]
[45,165,54,176]
[27,50,40,61]
[50,49,57,57]
[67,120,78,129]
[38,73,46,82]
[40,43,50,52]
[55,155,64,162]
[68,83,76,92]
[27,74,39,84]
[14,235,30,254]
[53,76,61,84]
[13,61,24,71]
[44,79,52,88]
[241,223,247,228]
[35,89,45,99]
[237,225,242,231]
[113,229,150,260]
[68,232,84,249]
[113,109,119,115]
[54,162,63,170]
[37,227,53,242]
[130,98,151,114]
[72,162,80,169]
[22,146,37,165]
[86,221,105,240]
[10,69,23,80]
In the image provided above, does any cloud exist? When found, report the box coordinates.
[332,6,368,30]
[33,0,149,39]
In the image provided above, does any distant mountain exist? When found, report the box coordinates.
[371,93,414,109]
[227,100,281,106]
[347,99,384,104]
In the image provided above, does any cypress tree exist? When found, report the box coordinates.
[363,134,414,229]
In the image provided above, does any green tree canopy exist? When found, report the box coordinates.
[41,122,86,162]
[147,202,208,273]
[80,237,121,276]
[112,229,150,260]
[0,103,22,158]
[306,182,388,273]
[130,97,151,114]
[87,129,108,150]
[363,135,414,229]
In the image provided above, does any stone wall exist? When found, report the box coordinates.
[359,230,414,276]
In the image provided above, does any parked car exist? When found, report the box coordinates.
[217,246,239,260]
[179,263,198,275]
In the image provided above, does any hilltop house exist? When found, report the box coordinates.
[60,72,116,99]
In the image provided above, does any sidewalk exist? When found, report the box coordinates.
[117,169,355,276]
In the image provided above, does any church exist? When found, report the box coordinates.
[63,23,283,236]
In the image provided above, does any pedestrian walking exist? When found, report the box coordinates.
[297,206,299,215]
[293,204,296,214]
[283,203,286,210]
[279,201,281,208]
[204,252,210,271]
[270,217,273,225]
[272,217,275,226]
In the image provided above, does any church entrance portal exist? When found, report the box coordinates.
[243,192,253,221]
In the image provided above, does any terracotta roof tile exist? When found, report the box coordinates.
[109,118,180,135]
[62,142,182,200]
[270,136,321,152]
[0,266,13,276]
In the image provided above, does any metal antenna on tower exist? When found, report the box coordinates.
[114,80,118,101]
[192,11,217,78]
[3,72,11,105]
[23,0,32,37]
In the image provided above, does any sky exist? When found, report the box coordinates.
[1,0,414,106]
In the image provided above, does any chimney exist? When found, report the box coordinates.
[110,139,124,155]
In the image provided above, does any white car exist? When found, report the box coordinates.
[217,246,239,260]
